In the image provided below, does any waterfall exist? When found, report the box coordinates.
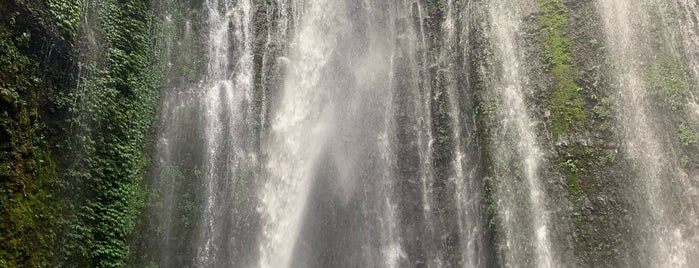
[596,1,677,265]
[597,0,699,266]
[441,0,484,266]
[145,0,258,266]
[258,0,341,265]
[135,0,699,267]
[11,0,699,265]
[488,1,554,266]
[198,0,254,265]
[258,0,482,267]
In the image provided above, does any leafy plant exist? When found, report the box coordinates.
[46,0,85,39]
[50,0,164,267]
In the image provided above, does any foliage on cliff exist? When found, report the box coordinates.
[0,0,163,267]
[0,9,61,267]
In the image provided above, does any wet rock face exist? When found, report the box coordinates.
[520,0,634,266]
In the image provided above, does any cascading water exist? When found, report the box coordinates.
[142,0,258,266]
[258,0,484,267]
[678,1,699,86]
[198,0,254,266]
[136,0,699,267]
[440,0,484,266]
[258,0,342,265]
[597,0,699,266]
[488,1,554,266]
[597,1,678,265]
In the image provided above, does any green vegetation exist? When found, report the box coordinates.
[0,10,63,267]
[474,94,500,251]
[536,0,595,204]
[680,155,690,167]
[484,177,498,229]
[678,123,699,147]
[162,0,205,84]
[652,57,698,169]
[477,100,498,117]
[46,0,85,39]
[561,159,582,202]
[558,144,615,204]
[645,55,690,110]
[672,117,696,169]
[1,0,163,266]
[52,0,162,267]
[537,0,586,136]
[598,149,617,166]
[475,96,499,231]
[592,96,614,119]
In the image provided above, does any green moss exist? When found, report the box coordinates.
[1,147,60,268]
[537,0,586,136]
[678,123,699,147]
[645,55,690,110]
[561,159,582,202]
